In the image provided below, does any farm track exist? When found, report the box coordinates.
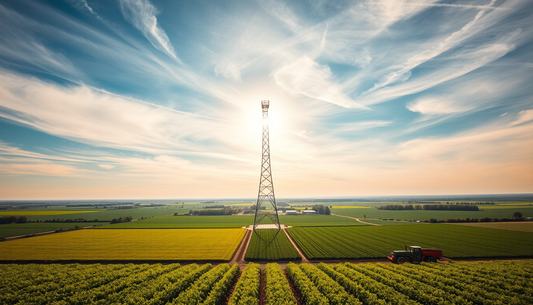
[330,213,382,225]
[283,227,309,262]
[230,228,252,266]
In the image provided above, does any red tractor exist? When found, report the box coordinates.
[387,245,443,264]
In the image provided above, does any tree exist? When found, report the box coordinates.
[16,216,27,223]
[513,212,523,219]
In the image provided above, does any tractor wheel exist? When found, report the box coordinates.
[426,256,437,263]
[397,257,408,264]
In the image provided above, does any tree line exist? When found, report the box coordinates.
[187,207,240,216]
[110,216,133,223]
[377,204,480,211]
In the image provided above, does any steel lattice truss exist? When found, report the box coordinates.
[253,100,280,231]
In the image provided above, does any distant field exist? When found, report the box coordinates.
[245,229,301,261]
[452,222,533,233]
[95,214,368,229]
[287,224,533,259]
[0,222,103,237]
[476,205,533,209]
[97,215,254,229]
[332,206,533,221]
[357,219,425,226]
[0,228,246,261]
[20,207,183,222]
[0,210,98,216]
[288,201,391,207]
[330,206,372,209]
[279,215,367,227]
[498,202,533,206]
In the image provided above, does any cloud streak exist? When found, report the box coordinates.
[118,0,181,63]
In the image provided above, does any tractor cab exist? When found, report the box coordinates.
[387,245,443,264]
[410,246,422,263]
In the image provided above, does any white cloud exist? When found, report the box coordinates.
[359,42,515,106]
[0,72,220,154]
[214,60,241,82]
[98,164,115,170]
[511,109,533,126]
[118,0,181,62]
[366,2,498,94]
[404,2,507,11]
[0,163,79,177]
[407,97,468,115]
[273,56,367,109]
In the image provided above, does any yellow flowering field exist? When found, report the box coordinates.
[0,228,246,261]
[0,210,99,216]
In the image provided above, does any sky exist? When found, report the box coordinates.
[0,0,532,200]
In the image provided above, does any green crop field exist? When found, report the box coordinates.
[0,228,246,261]
[245,229,301,261]
[288,224,533,259]
[279,214,367,226]
[332,206,533,221]
[452,221,533,232]
[97,215,254,228]
[0,210,99,216]
[95,214,368,229]
[356,219,426,226]
[1,260,532,304]
[16,207,185,222]
[0,222,103,238]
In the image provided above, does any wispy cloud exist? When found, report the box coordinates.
[511,109,533,126]
[273,56,367,109]
[0,163,80,177]
[0,72,220,154]
[118,0,181,63]
[403,2,507,11]
[364,0,510,95]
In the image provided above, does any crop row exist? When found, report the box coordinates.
[287,224,533,259]
[245,229,301,261]
[264,263,297,305]
[2,260,533,304]
[228,262,261,305]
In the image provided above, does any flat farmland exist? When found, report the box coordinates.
[287,224,533,259]
[332,206,533,221]
[0,228,246,261]
[19,207,184,222]
[245,229,301,261]
[452,221,533,232]
[279,214,367,226]
[0,210,98,216]
[0,222,103,238]
[98,215,254,228]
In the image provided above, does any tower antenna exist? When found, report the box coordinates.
[253,100,281,232]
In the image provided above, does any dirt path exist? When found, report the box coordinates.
[331,213,381,226]
[282,227,309,263]
[230,229,252,265]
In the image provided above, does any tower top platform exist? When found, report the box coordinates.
[261,100,269,108]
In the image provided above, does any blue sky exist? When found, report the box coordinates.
[0,0,532,199]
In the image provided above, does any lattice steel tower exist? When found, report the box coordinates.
[253,100,280,231]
